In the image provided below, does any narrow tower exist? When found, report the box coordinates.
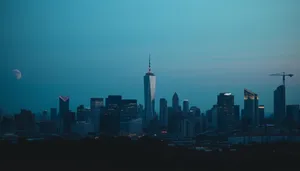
[143,54,156,127]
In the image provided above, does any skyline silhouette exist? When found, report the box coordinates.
[0,0,299,113]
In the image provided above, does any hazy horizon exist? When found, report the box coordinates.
[1,0,299,114]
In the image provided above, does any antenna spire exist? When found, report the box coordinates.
[148,53,151,73]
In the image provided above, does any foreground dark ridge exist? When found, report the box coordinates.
[1,136,300,169]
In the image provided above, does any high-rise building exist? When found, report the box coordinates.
[211,105,219,129]
[286,105,300,125]
[244,89,259,126]
[259,105,265,125]
[90,98,104,134]
[206,109,212,124]
[77,105,91,122]
[216,93,235,132]
[101,95,122,135]
[138,104,143,118]
[159,98,168,128]
[119,99,139,136]
[50,108,57,121]
[42,110,48,121]
[144,55,156,126]
[183,99,189,114]
[15,109,36,135]
[274,85,286,126]
[190,106,201,117]
[59,96,70,134]
[234,105,240,123]
[90,98,104,111]
[121,99,138,121]
[172,92,180,112]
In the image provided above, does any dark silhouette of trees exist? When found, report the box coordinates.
[1,136,300,169]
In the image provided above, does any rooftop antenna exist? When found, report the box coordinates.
[148,53,151,73]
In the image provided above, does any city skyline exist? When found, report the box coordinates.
[0,57,298,115]
[1,0,299,114]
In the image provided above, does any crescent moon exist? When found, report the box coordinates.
[12,69,22,80]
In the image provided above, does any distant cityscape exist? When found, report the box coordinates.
[0,57,299,146]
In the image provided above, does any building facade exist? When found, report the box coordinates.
[274,85,286,127]
[144,56,156,127]
[259,105,265,125]
[244,89,259,126]
[183,99,189,114]
[159,98,168,128]
[59,96,70,134]
[216,93,235,132]
[286,105,300,125]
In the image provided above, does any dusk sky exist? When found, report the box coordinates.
[0,0,299,114]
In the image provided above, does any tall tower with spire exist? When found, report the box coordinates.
[143,54,156,127]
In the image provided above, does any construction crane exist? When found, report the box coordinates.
[269,72,294,86]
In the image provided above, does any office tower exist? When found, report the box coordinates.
[90,98,104,111]
[168,107,181,134]
[211,105,219,129]
[206,109,212,123]
[50,108,57,121]
[59,96,70,134]
[190,106,201,117]
[90,98,104,134]
[128,118,143,136]
[15,109,36,136]
[137,104,143,118]
[144,55,156,126]
[183,99,189,114]
[77,105,85,121]
[159,98,168,128]
[65,111,76,133]
[286,105,300,124]
[77,105,91,122]
[101,95,122,135]
[244,89,259,126]
[217,93,235,132]
[42,110,48,121]
[172,92,180,112]
[274,85,286,126]
[234,105,240,123]
[259,105,265,125]
[121,99,138,121]
[0,116,15,134]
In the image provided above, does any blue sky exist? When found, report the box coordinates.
[0,0,299,114]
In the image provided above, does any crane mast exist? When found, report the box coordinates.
[269,72,294,86]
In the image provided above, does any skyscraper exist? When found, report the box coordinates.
[15,109,36,136]
[286,105,300,125]
[50,108,57,121]
[59,96,70,133]
[217,93,235,132]
[77,105,91,122]
[183,99,189,114]
[259,105,265,125]
[121,99,138,121]
[159,98,168,128]
[234,105,240,123]
[274,85,286,126]
[172,92,179,112]
[101,95,122,135]
[144,55,156,126]
[90,98,104,134]
[244,89,259,126]
[90,98,104,111]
